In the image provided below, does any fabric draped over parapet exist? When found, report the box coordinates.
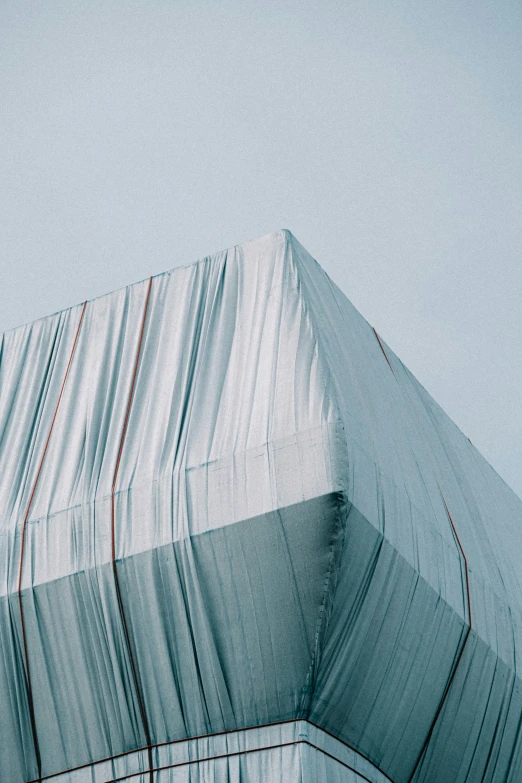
[0,230,521,782]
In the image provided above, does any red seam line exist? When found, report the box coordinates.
[17,301,87,782]
[407,491,472,781]
[24,281,397,783]
[14,283,398,783]
[372,328,395,375]
[111,277,154,783]
[105,739,380,783]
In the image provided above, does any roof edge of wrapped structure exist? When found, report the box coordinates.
[2,230,522,783]
[0,230,297,340]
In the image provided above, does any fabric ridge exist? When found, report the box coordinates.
[0,230,521,782]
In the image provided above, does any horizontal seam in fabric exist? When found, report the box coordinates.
[18,423,341,526]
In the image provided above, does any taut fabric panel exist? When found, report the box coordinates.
[1,230,522,782]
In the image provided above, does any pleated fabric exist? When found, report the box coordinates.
[0,230,521,782]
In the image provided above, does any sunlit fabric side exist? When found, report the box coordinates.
[0,230,521,783]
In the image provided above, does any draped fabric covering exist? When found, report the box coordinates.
[1,230,521,782]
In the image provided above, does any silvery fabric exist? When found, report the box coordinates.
[1,230,521,782]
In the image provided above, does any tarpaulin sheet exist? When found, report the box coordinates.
[1,230,521,782]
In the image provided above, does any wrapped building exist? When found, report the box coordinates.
[1,230,521,782]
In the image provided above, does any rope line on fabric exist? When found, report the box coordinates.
[371,328,473,782]
[406,491,473,781]
[441,493,472,632]
[107,277,154,783]
[372,327,395,376]
[17,301,88,782]
[104,739,379,783]
[26,719,395,783]
[110,276,154,783]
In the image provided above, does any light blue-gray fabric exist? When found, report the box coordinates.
[0,230,521,782]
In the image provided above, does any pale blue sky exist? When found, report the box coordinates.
[1,1,521,497]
